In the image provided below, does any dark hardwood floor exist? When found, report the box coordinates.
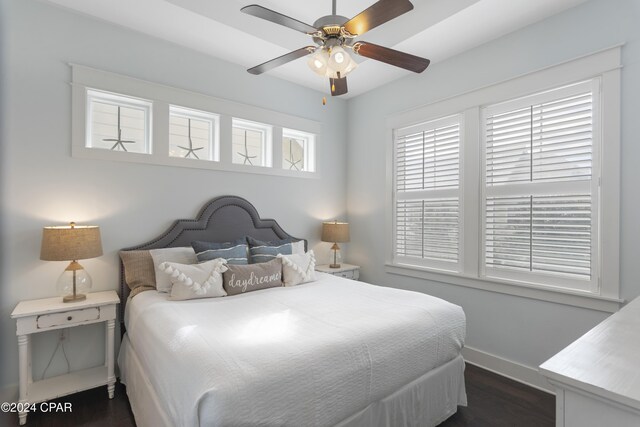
[440,364,555,426]
[1,363,554,426]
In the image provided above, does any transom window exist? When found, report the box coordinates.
[232,119,272,167]
[86,90,151,154]
[169,106,219,161]
[282,128,315,172]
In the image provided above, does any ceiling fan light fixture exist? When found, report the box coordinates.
[328,46,350,73]
[307,49,329,76]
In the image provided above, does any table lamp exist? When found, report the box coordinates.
[40,222,103,302]
[321,221,350,268]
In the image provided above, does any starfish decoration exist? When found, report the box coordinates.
[103,106,136,151]
[237,130,257,165]
[177,118,204,159]
[284,139,303,171]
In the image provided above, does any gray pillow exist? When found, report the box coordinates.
[192,239,248,265]
[223,258,283,296]
[246,236,304,263]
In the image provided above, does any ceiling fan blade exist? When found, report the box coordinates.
[330,76,348,96]
[241,5,318,34]
[354,42,430,73]
[343,0,413,36]
[248,46,316,75]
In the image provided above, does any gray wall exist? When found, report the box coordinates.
[0,0,348,392]
[347,0,640,371]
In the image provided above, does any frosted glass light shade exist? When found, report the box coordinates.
[328,46,350,73]
[307,47,358,80]
[307,50,329,76]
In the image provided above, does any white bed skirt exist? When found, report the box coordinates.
[119,333,467,427]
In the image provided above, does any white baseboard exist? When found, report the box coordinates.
[462,346,554,394]
[0,384,18,404]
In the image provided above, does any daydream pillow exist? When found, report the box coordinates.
[119,250,156,297]
[246,236,304,264]
[149,247,197,293]
[159,258,228,301]
[223,258,283,296]
[278,250,317,287]
[192,239,248,265]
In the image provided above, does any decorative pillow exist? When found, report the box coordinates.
[158,258,228,300]
[246,236,304,264]
[278,251,317,287]
[149,247,197,293]
[223,258,283,296]
[192,240,248,265]
[119,250,156,297]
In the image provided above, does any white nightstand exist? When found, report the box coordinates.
[10,290,119,425]
[315,263,360,280]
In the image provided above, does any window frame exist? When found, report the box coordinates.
[169,105,220,162]
[479,79,601,293]
[385,46,622,313]
[71,64,320,178]
[282,128,316,173]
[231,118,273,168]
[86,89,152,154]
[392,114,464,273]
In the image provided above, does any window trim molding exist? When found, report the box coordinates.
[385,46,622,309]
[71,64,321,179]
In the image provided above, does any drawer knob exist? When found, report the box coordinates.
[67,316,73,321]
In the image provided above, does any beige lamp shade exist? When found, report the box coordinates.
[321,221,350,243]
[40,223,103,261]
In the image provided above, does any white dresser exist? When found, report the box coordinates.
[539,297,640,427]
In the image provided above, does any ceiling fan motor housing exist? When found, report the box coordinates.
[312,15,349,45]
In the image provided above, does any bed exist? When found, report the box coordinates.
[117,196,467,427]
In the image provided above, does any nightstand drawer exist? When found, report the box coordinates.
[37,307,100,329]
[336,270,356,279]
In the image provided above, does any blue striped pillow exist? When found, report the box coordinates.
[246,236,295,264]
[191,239,248,265]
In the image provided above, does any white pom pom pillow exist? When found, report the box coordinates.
[159,258,228,300]
[277,251,317,286]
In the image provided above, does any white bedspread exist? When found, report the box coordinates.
[123,273,466,427]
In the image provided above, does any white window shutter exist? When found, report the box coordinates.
[394,117,461,270]
[483,81,597,290]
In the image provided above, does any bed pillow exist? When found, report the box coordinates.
[158,258,228,300]
[246,236,304,263]
[149,247,198,293]
[223,258,283,296]
[119,250,156,297]
[192,239,248,265]
[278,250,317,287]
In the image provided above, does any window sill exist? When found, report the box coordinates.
[385,263,623,313]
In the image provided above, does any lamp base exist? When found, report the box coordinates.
[329,263,341,268]
[63,293,87,303]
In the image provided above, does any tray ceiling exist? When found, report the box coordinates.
[44,0,588,98]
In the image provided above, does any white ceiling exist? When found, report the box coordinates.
[44,0,589,98]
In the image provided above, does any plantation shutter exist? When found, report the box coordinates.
[394,115,461,271]
[483,80,598,291]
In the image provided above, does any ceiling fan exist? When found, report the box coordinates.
[241,0,430,96]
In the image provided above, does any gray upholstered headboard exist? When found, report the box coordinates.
[119,195,307,326]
